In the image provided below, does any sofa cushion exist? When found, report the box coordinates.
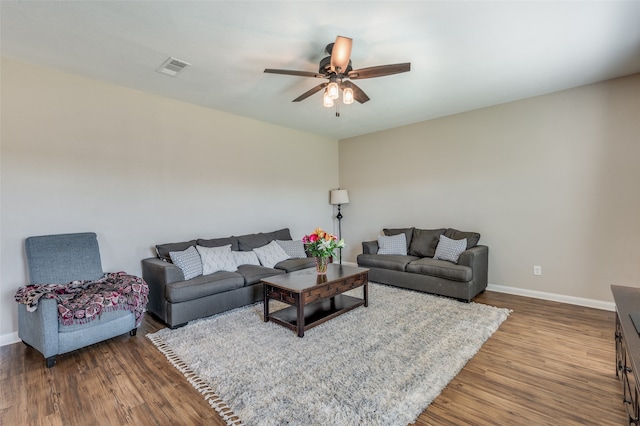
[196,245,238,274]
[275,257,315,273]
[408,228,446,258]
[236,264,285,285]
[444,228,481,249]
[237,233,269,251]
[156,240,197,262]
[357,254,419,272]
[165,271,245,303]
[377,234,407,255]
[383,227,414,250]
[276,239,307,259]
[232,250,260,266]
[434,235,467,264]
[406,257,472,282]
[197,236,239,251]
[263,228,292,242]
[169,246,203,280]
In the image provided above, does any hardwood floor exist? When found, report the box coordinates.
[0,290,627,425]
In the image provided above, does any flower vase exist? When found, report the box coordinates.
[315,256,329,274]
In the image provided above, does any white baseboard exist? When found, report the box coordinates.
[487,283,615,312]
[0,332,20,347]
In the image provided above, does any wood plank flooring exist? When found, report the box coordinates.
[0,290,628,425]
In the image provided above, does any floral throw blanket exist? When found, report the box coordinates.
[14,272,149,327]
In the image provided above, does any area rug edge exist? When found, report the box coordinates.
[147,332,242,426]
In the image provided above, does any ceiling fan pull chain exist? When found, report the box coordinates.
[336,102,340,117]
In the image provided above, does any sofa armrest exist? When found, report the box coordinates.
[362,240,379,255]
[458,245,489,286]
[141,257,184,318]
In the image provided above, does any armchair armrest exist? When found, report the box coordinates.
[458,245,489,286]
[362,240,379,255]
[18,298,59,359]
[141,257,184,319]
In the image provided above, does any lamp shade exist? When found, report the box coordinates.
[330,189,350,205]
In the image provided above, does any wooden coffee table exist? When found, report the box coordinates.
[262,264,369,337]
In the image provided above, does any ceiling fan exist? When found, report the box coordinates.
[264,36,410,109]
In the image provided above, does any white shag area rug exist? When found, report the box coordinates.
[147,283,510,426]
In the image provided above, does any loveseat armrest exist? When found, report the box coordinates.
[362,240,379,255]
[457,245,489,286]
[141,257,184,320]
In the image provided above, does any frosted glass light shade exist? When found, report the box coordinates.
[327,82,339,100]
[343,87,354,104]
[323,89,334,107]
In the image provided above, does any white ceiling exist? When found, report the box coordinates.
[2,1,640,140]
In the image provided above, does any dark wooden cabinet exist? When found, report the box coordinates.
[612,285,640,424]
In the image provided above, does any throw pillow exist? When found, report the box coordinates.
[383,227,414,250]
[276,240,307,259]
[408,228,446,257]
[196,244,238,275]
[253,240,290,268]
[433,235,468,263]
[232,250,260,266]
[169,246,203,280]
[377,234,407,255]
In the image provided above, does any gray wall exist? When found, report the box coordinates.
[0,58,338,340]
[339,73,640,303]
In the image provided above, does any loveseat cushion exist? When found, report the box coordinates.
[383,227,414,250]
[357,254,419,272]
[275,257,315,273]
[156,240,197,262]
[236,264,285,285]
[406,257,472,282]
[165,271,245,303]
[444,228,481,249]
[408,228,446,258]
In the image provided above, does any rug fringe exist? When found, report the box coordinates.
[147,334,243,426]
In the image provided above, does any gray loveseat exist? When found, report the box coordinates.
[357,227,488,302]
[142,228,315,328]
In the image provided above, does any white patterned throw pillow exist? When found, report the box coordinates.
[433,235,467,263]
[196,244,238,274]
[169,245,203,280]
[276,240,307,259]
[232,250,261,266]
[253,240,290,268]
[377,233,407,255]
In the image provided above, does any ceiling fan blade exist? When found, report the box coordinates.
[342,80,370,104]
[264,69,325,79]
[330,36,352,73]
[292,82,328,102]
[347,62,411,80]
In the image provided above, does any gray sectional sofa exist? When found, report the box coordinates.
[357,227,488,302]
[142,228,315,328]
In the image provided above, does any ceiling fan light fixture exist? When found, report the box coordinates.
[323,89,334,108]
[327,81,339,100]
[343,87,354,105]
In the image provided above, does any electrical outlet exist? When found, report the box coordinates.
[533,265,542,276]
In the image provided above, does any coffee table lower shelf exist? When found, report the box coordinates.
[268,294,364,335]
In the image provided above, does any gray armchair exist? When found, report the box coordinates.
[17,232,140,367]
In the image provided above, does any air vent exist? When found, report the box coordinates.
[156,57,191,77]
